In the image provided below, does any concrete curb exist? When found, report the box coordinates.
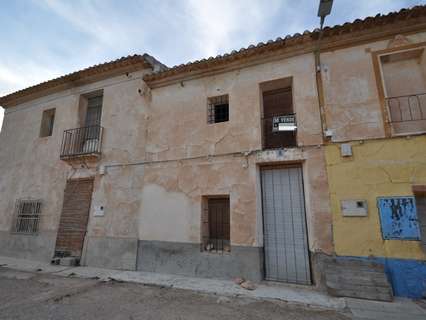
[0,256,346,311]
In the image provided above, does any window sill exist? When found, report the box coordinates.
[201,250,232,256]
[390,130,426,138]
[38,135,52,141]
[10,232,39,236]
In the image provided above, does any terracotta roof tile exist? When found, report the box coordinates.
[1,5,426,106]
[0,54,166,107]
[143,5,426,83]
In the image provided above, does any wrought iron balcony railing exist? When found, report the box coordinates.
[386,93,426,123]
[60,125,103,159]
[262,114,297,149]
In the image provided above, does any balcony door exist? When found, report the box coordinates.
[262,87,296,149]
[85,95,103,127]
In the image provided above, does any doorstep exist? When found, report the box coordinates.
[0,255,344,310]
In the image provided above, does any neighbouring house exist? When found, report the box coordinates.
[0,5,425,300]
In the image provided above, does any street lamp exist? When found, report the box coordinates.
[318,0,334,29]
[315,0,334,140]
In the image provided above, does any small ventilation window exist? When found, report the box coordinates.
[12,199,42,234]
[40,108,56,137]
[207,95,229,124]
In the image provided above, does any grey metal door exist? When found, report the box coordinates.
[261,166,311,284]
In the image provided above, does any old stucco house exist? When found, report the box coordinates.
[0,6,425,299]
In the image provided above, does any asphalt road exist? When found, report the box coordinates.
[0,267,351,320]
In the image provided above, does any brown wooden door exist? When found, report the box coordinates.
[54,179,94,258]
[262,88,296,149]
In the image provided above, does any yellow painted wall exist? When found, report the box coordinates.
[325,135,426,260]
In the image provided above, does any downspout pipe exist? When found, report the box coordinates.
[315,22,329,143]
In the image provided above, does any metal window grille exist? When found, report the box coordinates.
[202,197,230,253]
[12,199,42,234]
[207,95,229,124]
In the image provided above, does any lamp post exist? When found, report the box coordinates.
[318,0,334,30]
[315,0,334,140]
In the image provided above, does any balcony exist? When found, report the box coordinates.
[60,125,103,160]
[386,93,426,135]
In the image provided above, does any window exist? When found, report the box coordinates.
[379,47,426,135]
[12,199,42,234]
[85,95,103,126]
[262,86,296,149]
[40,108,55,137]
[202,197,230,253]
[207,95,229,124]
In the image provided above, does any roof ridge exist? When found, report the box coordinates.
[143,4,426,82]
[0,54,162,107]
[1,4,425,106]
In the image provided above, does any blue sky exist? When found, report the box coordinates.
[0,0,425,129]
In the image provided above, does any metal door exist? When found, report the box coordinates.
[261,166,311,284]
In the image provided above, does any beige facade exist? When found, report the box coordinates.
[0,6,426,291]
[0,51,332,277]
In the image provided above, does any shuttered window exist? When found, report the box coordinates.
[40,109,55,137]
[262,88,296,149]
[85,95,103,126]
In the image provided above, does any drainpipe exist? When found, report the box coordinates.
[314,27,328,143]
[316,0,334,142]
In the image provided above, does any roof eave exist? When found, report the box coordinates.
[143,6,426,87]
[0,55,156,108]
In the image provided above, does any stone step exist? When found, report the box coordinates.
[325,258,393,302]
[328,258,385,270]
[326,272,390,287]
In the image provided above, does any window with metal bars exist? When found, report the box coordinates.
[40,108,56,137]
[207,95,229,124]
[12,199,42,234]
[202,197,230,253]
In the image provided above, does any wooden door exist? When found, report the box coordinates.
[262,88,296,149]
[54,179,94,258]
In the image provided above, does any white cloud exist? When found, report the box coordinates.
[0,62,62,96]
[38,0,137,48]
[1,0,424,132]
[1,0,424,101]
[184,0,282,58]
[0,62,62,132]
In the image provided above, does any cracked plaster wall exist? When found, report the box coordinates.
[0,51,333,259]
[141,53,331,249]
[321,32,426,142]
[325,135,426,260]
[0,71,149,261]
